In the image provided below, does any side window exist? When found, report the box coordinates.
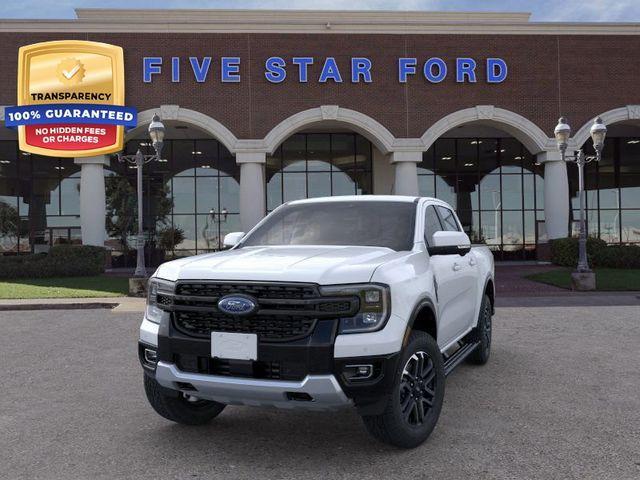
[424,205,443,246]
[435,206,461,232]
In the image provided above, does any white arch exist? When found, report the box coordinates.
[572,105,640,148]
[263,105,396,155]
[420,105,553,154]
[127,105,239,153]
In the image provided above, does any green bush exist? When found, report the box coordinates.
[550,237,640,268]
[0,245,107,279]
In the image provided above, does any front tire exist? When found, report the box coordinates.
[144,374,226,425]
[361,331,445,448]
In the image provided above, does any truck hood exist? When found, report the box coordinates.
[154,245,406,284]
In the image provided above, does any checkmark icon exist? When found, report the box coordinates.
[62,64,80,79]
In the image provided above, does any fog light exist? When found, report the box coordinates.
[144,348,158,364]
[343,364,373,381]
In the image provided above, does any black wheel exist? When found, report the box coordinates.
[468,294,492,365]
[143,374,226,425]
[362,331,445,449]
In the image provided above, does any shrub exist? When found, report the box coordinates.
[550,237,640,268]
[0,245,107,279]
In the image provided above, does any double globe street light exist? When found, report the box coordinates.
[553,116,607,290]
[117,114,166,278]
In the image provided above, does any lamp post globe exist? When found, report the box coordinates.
[148,113,166,158]
[554,117,571,155]
[590,116,607,154]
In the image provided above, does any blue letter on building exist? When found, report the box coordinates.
[351,58,372,83]
[424,58,447,83]
[265,57,287,83]
[171,57,180,83]
[221,57,241,82]
[319,57,343,83]
[143,57,162,83]
[487,58,508,83]
[398,58,417,83]
[456,58,477,83]
[190,57,211,83]
[292,57,313,82]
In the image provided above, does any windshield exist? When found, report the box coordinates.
[241,201,416,251]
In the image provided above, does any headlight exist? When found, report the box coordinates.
[319,283,390,334]
[146,278,175,324]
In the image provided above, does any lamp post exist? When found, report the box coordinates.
[117,113,165,277]
[553,116,607,288]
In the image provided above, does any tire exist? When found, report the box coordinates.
[467,294,492,365]
[361,331,445,449]
[143,374,226,425]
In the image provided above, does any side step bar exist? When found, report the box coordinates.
[443,341,480,376]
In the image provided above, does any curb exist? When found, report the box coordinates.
[0,302,119,311]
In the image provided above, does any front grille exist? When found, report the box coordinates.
[167,281,359,342]
[174,311,317,342]
[175,353,289,380]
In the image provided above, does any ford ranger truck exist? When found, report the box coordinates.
[139,196,494,448]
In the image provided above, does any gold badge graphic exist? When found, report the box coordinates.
[15,40,126,157]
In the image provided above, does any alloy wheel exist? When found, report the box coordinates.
[399,351,437,426]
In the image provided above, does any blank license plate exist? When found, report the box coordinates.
[211,332,258,361]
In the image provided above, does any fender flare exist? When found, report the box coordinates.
[402,295,438,346]
[482,275,496,315]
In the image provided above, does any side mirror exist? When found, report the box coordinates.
[223,231,245,249]
[428,231,471,256]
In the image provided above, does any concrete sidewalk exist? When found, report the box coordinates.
[0,296,145,312]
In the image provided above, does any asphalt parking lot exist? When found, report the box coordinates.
[1,305,639,480]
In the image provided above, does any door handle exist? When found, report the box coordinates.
[469,257,477,266]
[452,262,461,272]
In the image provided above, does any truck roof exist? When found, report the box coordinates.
[287,195,446,205]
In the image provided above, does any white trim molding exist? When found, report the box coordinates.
[572,105,640,148]
[128,106,239,154]
[263,106,396,155]
[420,106,553,154]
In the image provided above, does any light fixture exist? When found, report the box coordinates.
[147,113,165,156]
[221,207,228,222]
[589,117,607,154]
[200,165,211,168]
[470,140,483,145]
[0,160,10,164]
[441,156,453,160]
[54,166,65,170]
[627,139,640,144]
[554,117,571,153]
[192,151,203,155]
[464,163,474,167]
[500,149,506,153]
[514,156,523,160]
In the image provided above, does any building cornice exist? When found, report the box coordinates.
[0,9,638,35]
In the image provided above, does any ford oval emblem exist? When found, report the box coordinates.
[217,295,257,316]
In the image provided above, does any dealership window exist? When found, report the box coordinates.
[266,133,373,212]
[419,137,544,260]
[0,141,81,254]
[569,137,640,245]
[104,139,239,266]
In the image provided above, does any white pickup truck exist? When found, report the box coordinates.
[139,195,494,448]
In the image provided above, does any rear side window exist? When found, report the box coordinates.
[435,206,461,232]
[424,205,442,246]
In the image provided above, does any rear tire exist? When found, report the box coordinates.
[143,374,226,425]
[361,331,445,448]
[467,294,492,365]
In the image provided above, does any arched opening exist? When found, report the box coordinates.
[570,121,640,245]
[265,127,375,212]
[419,123,545,260]
[108,120,240,267]
[0,126,83,254]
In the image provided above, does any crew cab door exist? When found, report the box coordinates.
[424,204,478,346]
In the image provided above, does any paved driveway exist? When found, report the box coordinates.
[1,306,639,480]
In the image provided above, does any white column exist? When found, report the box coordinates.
[74,156,109,246]
[391,151,422,196]
[237,151,266,233]
[538,151,569,239]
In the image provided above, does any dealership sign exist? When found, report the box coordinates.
[142,56,508,84]
[5,40,136,157]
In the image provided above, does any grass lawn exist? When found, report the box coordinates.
[526,268,640,291]
[0,276,130,299]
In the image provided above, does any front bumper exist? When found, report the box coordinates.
[155,361,351,410]
[141,314,401,414]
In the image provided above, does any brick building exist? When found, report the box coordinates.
[0,9,639,263]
